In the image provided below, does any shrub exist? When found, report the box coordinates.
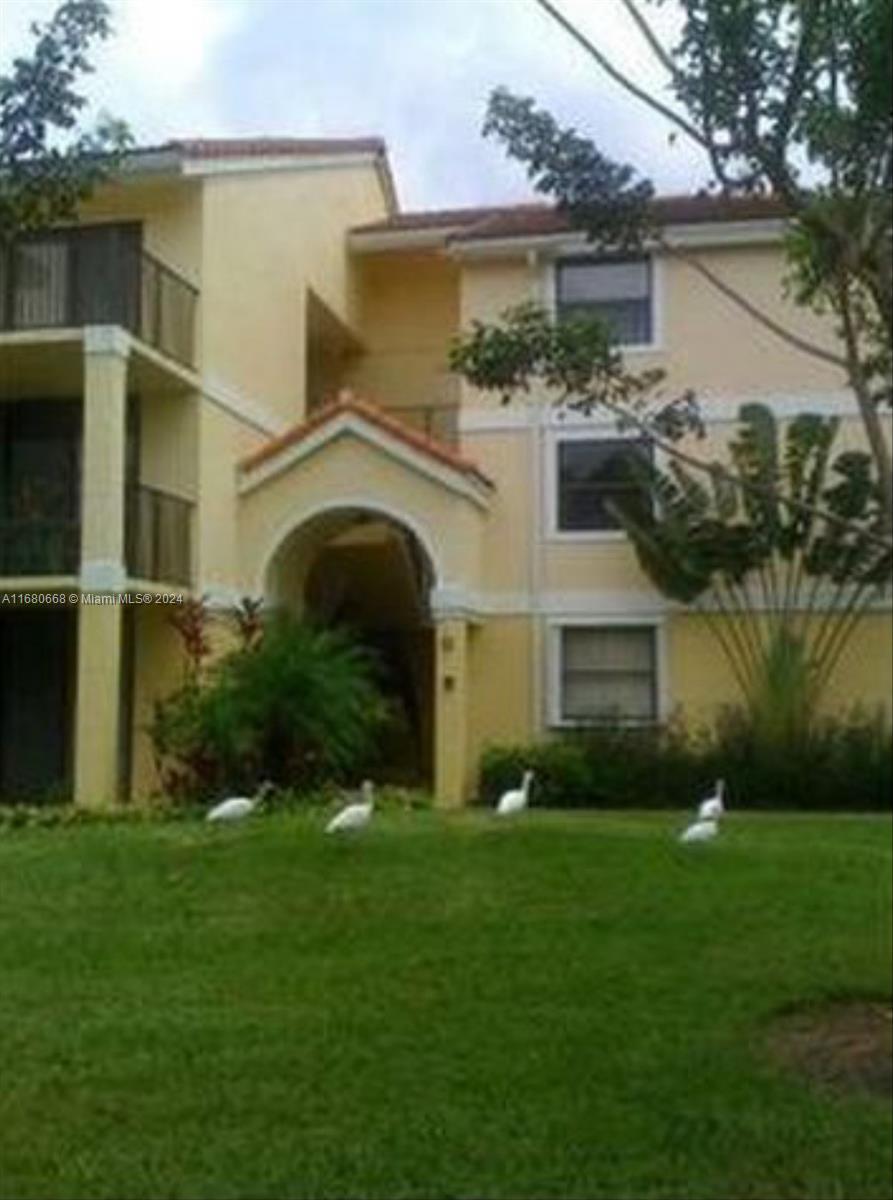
[479,707,891,812]
[149,615,390,801]
[0,802,184,833]
[703,706,892,812]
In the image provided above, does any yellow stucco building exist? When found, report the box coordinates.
[0,137,890,806]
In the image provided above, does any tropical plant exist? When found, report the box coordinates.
[149,611,390,800]
[615,403,890,741]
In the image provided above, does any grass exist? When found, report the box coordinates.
[0,809,890,1200]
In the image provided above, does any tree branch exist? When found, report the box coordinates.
[835,272,893,534]
[532,0,708,150]
[619,1,679,80]
[657,235,850,372]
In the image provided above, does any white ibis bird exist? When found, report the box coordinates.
[496,769,534,816]
[325,780,375,834]
[678,817,719,844]
[697,779,726,821]
[206,780,275,823]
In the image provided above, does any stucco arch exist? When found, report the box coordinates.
[237,412,492,610]
[256,495,444,605]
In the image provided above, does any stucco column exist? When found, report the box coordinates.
[74,327,131,808]
[434,617,470,808]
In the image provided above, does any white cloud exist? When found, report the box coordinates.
[1,0,251,143]
[0,0,708,208]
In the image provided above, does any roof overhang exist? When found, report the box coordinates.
[98,144,399,213]
[350,216,788,258]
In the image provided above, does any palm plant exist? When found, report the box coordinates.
[616,404,890,742]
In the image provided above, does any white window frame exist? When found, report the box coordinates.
[545,426,654,542]
[543,252,664,354]
[546,617,669,729]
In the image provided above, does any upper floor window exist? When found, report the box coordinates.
[556,257,653,347]
[557,438,652,532]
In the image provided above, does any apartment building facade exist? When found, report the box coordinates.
[0,138,889,806]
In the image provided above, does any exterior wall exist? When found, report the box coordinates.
[139,391,199,498]
[457,242,847,405]
[200,166,389,426]
[346,252,460,411]
[195,401,244,601]
[238,434,488,597]
[466,618,535,771]
[668,610,893,729]
[657,244,847,396]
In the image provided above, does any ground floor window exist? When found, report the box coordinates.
[554,623,659,725]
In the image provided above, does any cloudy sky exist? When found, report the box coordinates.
[0,0,708,211]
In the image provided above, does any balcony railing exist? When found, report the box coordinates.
[0,226,198,368]
[126,483,193,588]
[382,405,459,446]
[0,517,80,576]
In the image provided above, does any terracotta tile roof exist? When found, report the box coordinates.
[352,194,789,241]
[240,391,494,489]
[167,136,387,160]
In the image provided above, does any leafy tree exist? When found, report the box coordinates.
[0,0,131,243]
[453,0,892,536]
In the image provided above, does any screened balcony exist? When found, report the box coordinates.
[0,399,80,576]
[0,400,193,586]
[126,483,193,588]
[0,224,198,369]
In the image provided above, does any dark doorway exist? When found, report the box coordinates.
[0,607,76,799]
[303,515,434,786]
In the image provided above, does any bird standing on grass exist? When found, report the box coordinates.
[325,780,375,834]
[496,769,534,816]
[698,779,726,821]
[206,780,275,823]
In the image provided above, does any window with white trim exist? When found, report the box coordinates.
[556,257,653,346]
[559,625,658,725]
[557,437,652,532]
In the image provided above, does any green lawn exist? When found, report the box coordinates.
[0,810,890,1200]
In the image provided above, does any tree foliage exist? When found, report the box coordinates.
[461,0,892,531]
[0,0,131,243]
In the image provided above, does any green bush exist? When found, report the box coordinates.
[149,616,390,801]
[479,707,891,812]
[0,802,186,833]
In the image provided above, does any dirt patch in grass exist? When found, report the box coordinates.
[770,1000,893,1099]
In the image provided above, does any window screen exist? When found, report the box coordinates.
[557,438,652,531]
[560,626,657,724]
[557,258,652,345]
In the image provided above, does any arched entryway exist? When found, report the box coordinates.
[264,503,439,787]
[237,395,495,804]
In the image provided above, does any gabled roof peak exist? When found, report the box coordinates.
[240,390,493,493]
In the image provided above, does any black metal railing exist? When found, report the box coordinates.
[0,517,80,576]
[0,226,198,368]
[382,405,459,446]
[137,251,198,368]
[126,484,193,587]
